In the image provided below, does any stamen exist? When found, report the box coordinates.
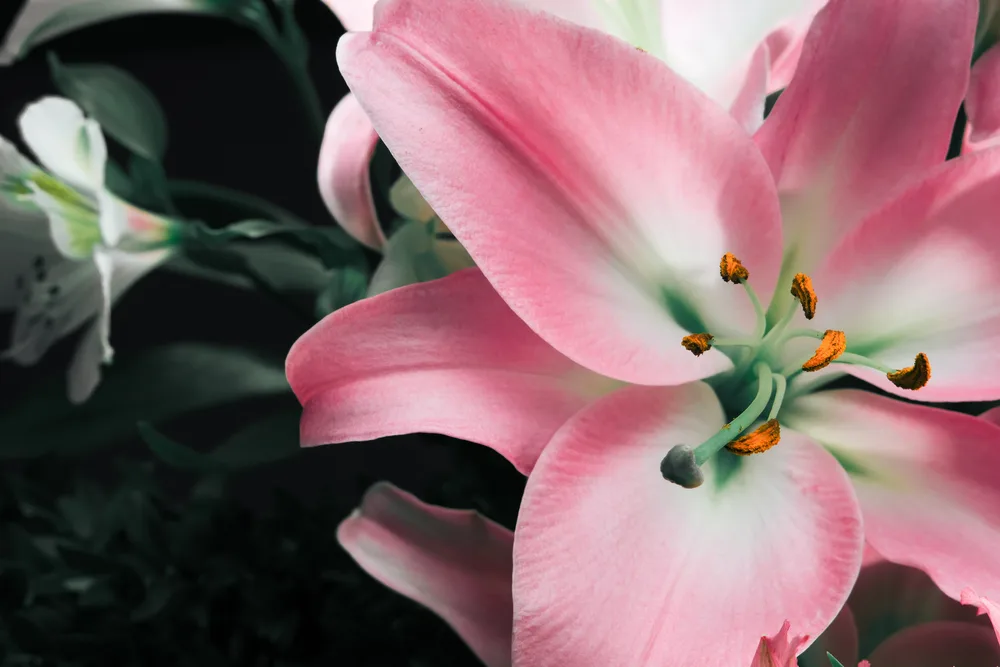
[681,333,713,356]
[887,353,931,390]
[719,252,749,283]
[660,445,703,488]
[790,273,817,319]
[743,281,767,338]
[725,420,781,456]
[801,330,847,372]
[768,374,787,421]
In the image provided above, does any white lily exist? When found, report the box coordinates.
[0,96,182,403]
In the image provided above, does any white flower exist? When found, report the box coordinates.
[0,97,182,403]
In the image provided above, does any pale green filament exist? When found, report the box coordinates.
[742,281,767,339]
[767,374,787,421]
[831,352,895,374]
[710,337,760,349]
[694,362,773,465]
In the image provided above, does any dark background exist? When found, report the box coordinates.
[0,2,523,665]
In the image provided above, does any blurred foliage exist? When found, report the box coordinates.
[0,437,524,666]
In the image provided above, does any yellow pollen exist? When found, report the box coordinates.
[802,330,847,372]
[887,353,931,390]
[681,333,714,356]
[790,273,817,320]
[719,252,749,283]
[725,419,781,456]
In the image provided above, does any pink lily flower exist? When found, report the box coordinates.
[316,0,826,251]
[288,0,1000,663]
[338,485,1000,666]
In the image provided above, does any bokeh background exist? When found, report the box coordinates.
[0,2,522,664]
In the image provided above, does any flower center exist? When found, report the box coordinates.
[660,252,931,489]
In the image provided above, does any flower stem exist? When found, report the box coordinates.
[167,180,310,227]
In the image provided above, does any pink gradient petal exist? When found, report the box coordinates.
[752,621,811,667]
[338,482,513,667]
[318,94,384,251]
[961,589,1000,646]
[809,149,1000,402]
[286,269,621,475]
[321,0,377,30]
[512,383,864,667]
[756,0,976,270]
[983,406,1000,428]
[338,0,783,385]
[782,390,1000,630]
[729,43,771,134]
[866,622,1000,667]
[850,562,980,658]
[965,46,1000,153]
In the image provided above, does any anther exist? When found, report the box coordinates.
[719,252,749,283]
[887,353,931,390]
[660,445,704,488]
[802,330,847,372]
[681,333,714,356]
[790,273,817,319]
[725,419,781,456]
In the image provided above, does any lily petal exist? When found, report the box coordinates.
[782,390,1000,635]
[961,588,1000,645]
[321,0,378,30]
[338,482,513,667]
[965,45,1000,153]
[756,0,976,272]
[810,149,1000,402]
[512,383,863,667]
[286,269,621,475]
[866,621,1000,666]
[982,406,1000,427]
[317,94,384,251]
[338,0,783,385]
[849,561,979,658]
[18,96,106,193]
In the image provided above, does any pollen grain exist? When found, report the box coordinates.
[720,252,749,283]
[802,330,847,372]
[682,333,714,356]
[725,420,781,456]
[887,353,931,390]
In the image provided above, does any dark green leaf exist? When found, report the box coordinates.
[827,652,846,667]
[131,579,179,622]
[48,53,168,161]
[140,422,226,474]
[0,344,289,458]
[314,264,368,318]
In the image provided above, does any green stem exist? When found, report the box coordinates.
[167,180,310,227]
[694,362,773,465]
[252,22,325,143]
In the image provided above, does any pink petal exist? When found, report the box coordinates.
[338,482,513,667]
[337,0,783,385]
[285,269,621,475]
[809,150,1000,402]
[511,383,864,667]
[983,406,1000,428]
[321,0,377,30]
[849,561,980,657]
[752,621,811,667]
[317,94,384,251]
[756,0,977,270]
[965,46,1000,153]
[866,622,1000,667]
[782,390,1000,631]
[961,588,1000,646]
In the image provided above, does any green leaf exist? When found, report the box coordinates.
[0,344,289,458]
[187,219,363,268]
[142,410,300,472]
[14,1,239,62]
[315,264,368,318]
[827,652,846,667]
[48,52,168,161]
